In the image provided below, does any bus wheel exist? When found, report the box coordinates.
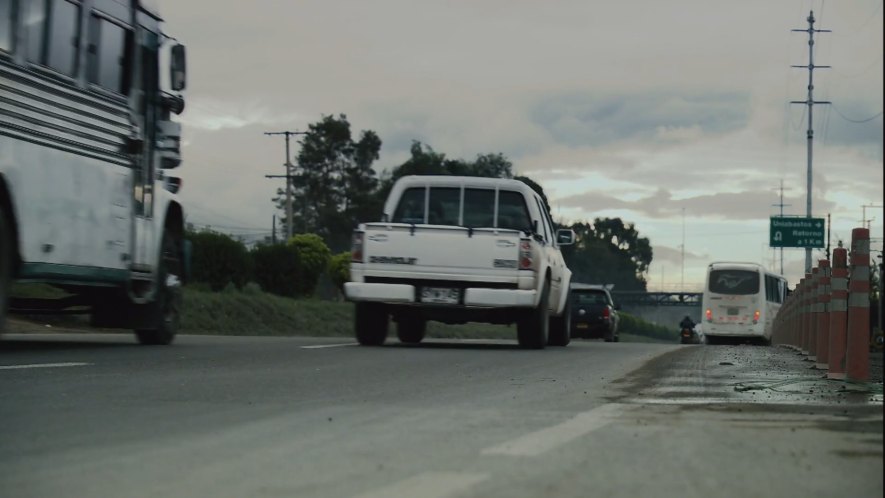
[135,230,182,345]
[0,204,11,335]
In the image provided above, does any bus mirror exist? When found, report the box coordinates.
[170,44,187,91]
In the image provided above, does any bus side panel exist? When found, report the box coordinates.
[1,136,131,274]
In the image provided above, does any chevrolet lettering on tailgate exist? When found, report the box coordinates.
[369,256,418,265]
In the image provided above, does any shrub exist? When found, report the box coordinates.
[187,230,251,291]
[618,312,678,341]
[328,252,351,293]
[251,243,301,298]
[288,234,331,297]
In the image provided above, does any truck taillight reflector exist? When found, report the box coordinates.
[705,308,712,322]
[351,232,364,262]
[519,240,533,270]
[602,307,610,318]
[753,309,760,323]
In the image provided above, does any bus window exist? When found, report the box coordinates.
[25,0,46,63]
[87,14,131,94]
[708,269,759,295]
[46,0,80,76]
[0,0,13,53]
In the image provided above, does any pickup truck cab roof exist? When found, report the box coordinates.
[382,175,543,224]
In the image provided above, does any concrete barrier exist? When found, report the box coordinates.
[801,275,811,355]
[808,268,820,360]
[845,228,870,382]
[827,247,849,380]
[815,259,831,369]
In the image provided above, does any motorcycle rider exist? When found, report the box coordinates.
[679,315,696,331]
[679,315,697,343]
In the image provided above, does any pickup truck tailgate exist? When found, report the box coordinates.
[361,223,522,273]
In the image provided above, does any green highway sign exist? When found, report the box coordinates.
[770,217,825,248]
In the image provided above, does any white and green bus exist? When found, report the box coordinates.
[0,0,187,344]
[701,262,788,345]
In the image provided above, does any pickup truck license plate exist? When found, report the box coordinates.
[420,287,460,304]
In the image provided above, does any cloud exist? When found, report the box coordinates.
[528,91,750,148]
[558,187,838,221]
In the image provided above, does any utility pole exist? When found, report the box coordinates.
[791,10,831,274]
[680,207,685,292]
[264,130,307,240]
[862,204,883,230]
[772,179,791,274]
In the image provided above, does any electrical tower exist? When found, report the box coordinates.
[772,179,791,275]
[264,130,307,240]
[791,10,830,273]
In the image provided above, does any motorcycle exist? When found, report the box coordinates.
[680,327,697,344]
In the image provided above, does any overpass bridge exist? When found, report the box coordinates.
[610,291,703,329]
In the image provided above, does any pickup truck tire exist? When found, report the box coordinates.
[355,302,389,346]
[547,293,571,346]
[517,279,550,349]
[397,317,426,344]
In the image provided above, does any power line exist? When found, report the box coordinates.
[830,105,883,123]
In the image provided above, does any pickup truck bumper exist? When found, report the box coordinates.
[344,282,538,308]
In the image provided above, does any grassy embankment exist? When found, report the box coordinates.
[9,284,676,343]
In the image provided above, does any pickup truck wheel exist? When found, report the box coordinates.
[397,317,426,344]
[547,293,571,346]
[355,302,389,346]
[0,204,11,335]
[518,279,549,349]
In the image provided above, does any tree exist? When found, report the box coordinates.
[562,218,652,291]
[273,114,382,252]
[186,229,251,291]
[514,175,550,215]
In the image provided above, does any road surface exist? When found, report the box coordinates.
[1,333,882,497]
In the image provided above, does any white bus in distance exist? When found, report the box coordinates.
[701,262,787,345]
[1,0,187,344]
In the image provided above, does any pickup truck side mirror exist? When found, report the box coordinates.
[613,303,621,311]
[556,229,575,246]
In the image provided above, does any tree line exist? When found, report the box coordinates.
[265,113,652,291]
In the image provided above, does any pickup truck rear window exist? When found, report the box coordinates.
[391,186,532,232]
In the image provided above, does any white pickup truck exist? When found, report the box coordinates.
[344,175,575,349]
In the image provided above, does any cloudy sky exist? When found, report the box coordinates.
[160,0,883,291]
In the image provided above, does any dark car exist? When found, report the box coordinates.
[570,284,620,342]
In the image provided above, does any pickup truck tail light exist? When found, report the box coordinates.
[519,240,534,270]
[705,308,712,322]
[602,307,611,319]
[351,231,364,262]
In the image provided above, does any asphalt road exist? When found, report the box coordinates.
[1,333,882,498]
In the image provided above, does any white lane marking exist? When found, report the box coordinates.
[0,362,92,370]
[355,472,488,498]
[300,343,359,349]
[481,403,626,457]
